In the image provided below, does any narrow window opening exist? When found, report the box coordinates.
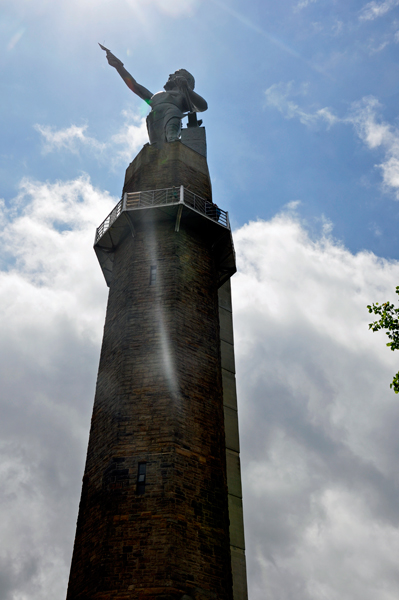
[150,265,157,285]
[136,462,146,495]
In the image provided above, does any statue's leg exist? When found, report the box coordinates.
[164,117,181,142]
[147,112,165,145]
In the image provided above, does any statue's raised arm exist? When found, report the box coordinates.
[99,44,153,103]
[99,44,208,146]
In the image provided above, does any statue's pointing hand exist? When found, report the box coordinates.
[99,43,124,69]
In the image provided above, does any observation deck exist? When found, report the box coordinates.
[94,185,236,288]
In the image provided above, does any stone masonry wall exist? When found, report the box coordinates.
[122,142,212,201]
[66,215,233,600]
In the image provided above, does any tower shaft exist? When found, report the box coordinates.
[66,141,246,600]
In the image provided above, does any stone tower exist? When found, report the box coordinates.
[66,134,247,600]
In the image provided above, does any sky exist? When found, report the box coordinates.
[2,0,399,599]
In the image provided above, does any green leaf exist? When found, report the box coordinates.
[368,288,399,394]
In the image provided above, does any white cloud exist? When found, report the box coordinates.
[359,0,399,21]
[265,84,399,199]
[347,97,391,148]
[0,176,114,600]
[233,215,399,600]
[33,123,105,154]
[348,97,399,198]
[264,82,339,128]
[294,0,318,12]
[110,109,149,164]
[2,186,399,598]
[367,38,390,53]
[34,112,148,164]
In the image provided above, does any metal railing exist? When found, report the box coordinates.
[95,186,229,244]
[183,189,228,227]
[95,198,123,242]
[125,187,180,209]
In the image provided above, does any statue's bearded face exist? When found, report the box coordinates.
[164,70,195,91]
[164,72,183,90]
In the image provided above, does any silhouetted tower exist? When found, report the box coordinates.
[66,133,247,600]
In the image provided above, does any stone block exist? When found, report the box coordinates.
[180,126,207,158]
[219,307,234,345]
[224,406,240,453]
[222,369,237,411]
[226,449,242,499]
[220,340,235,374]
[228,495,246,550]
[230,547,248,600]
[218,280,232,312]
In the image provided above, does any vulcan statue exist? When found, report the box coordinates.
[99,44,208,146]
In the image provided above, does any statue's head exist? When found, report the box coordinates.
[164,69,195,91]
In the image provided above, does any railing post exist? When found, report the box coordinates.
[180,185,184,204]
[226,211,230,229]
[123,193,127,211]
